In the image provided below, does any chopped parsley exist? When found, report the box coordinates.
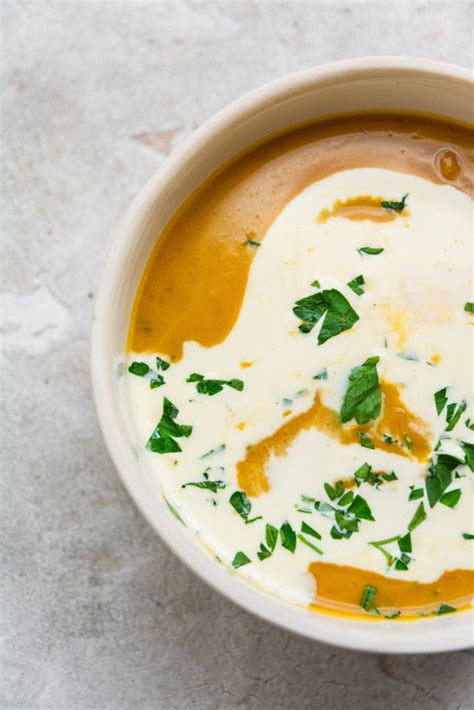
[293,287,359,344]
[425,453,460,508]
[156,356,170,371]
[187,373,244,396]
[311,279,321,288]
[128,361,150,377]
[340,356,381,425]
[147,398,192,454]
[433,603,456,615]
[182,470,226,494]
[257,523,279,560]
[381,193,408,211]
[407,502,426,531]
[461,441,474,471]
[462,533,474,540]
[434,387,448,415]
[301,521,322,539]
[465,418,474,431]
[408,486,424,501]
[313,367,328,380]
[360,585,377,611]
[445,400,467,432]
[439,489,462,509]
[232,551,251,568]
[347,274,365,296]
[464,302,474,313]
[358,246,384,256]
[315,485,374,540]
[354,463,397,488]
[244,237,261,247]
[358,431,375,449]
[297,534,323,555]
[229,491,261,524]
[280,521,297,553]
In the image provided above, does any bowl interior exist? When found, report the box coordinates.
[92,59,473,653]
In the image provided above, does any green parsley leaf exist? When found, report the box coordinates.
[433,603,456,615]
[313,368,328,380]
[297,534,323,555]
[150,376,165,389]
[301,521,322,540]
[383,471,398,482]
[347,274,365,296]
[311,280,321,288]
[280,521,297,553]
[257,544,272,561]
[232,551,251,568]
[347,494,375,521]
[369,535,401,566]
[461,441,474,471]
[338,490,354,507]
[360,584,377,611]
[354,462,371,485]
[445,400,467,431]
[340,356,381,425]
[358,246,384,256]
[266,524,278,551]
[425,453,460,507]
[465,418,474,431]
[147,398,192,454]
[464,302,474,313]
[434,387,448,415]
[229,491,252,521]
[381,193,408,211]
[182,476,226,493]
[156,356,170,371]
[293,288,359,344]
[440,489,462,508]
[462,533,474,540]
[394,552,411,571]
[398,532,412,553]
[408,486,424,501]
[358,431,375,449]
[407,502,426,531]
[244,237,261,247]
[383,434,396,445]
[188,373,244,396]
[128,361,150,377]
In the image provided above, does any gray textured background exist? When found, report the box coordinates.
[2,1,473,708]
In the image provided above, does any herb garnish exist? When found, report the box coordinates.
[293,287,359,344]
[408,486,424,501]
[229,491,261,524]
[360,585,377,611]
[313,368,328,380]
[297,534,323,555]
[445,400,467,432]
[354,462,397,488]
[129,361,150,377]
[347,274,365,296]
[280,521,297,553]
[340,356,381,425]
[465,418,474,431]
[232,551,251,568]
[257,524,279,560]
[407,502,426,531]
[182,470,226,494]
[244,237,261,247]
[425,452,461,507]
[433,603,456,615]
[439,489,462,509]
[358,431,375,449]
[315,484,374,540]
[464,302,474,313]
[381,193,408,211]
[434,387,448,415]
[163,495,185,525]
[156,356,170,371]
[187,373,244,396]
[462,533,474,540]
[461,441,474,471]
[147,398,192,454]
[358,247,384,256]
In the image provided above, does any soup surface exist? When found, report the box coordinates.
[125,113,474,619]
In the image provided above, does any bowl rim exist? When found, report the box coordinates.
[91,56,473,654]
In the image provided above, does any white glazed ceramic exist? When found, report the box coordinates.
[91,57,474,653]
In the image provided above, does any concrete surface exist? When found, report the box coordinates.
[1,1,473,708]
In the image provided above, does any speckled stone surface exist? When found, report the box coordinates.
[2,2,473,708]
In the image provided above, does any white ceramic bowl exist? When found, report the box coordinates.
[91,57,473,653]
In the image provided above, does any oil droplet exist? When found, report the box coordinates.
[435,148,462,182]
